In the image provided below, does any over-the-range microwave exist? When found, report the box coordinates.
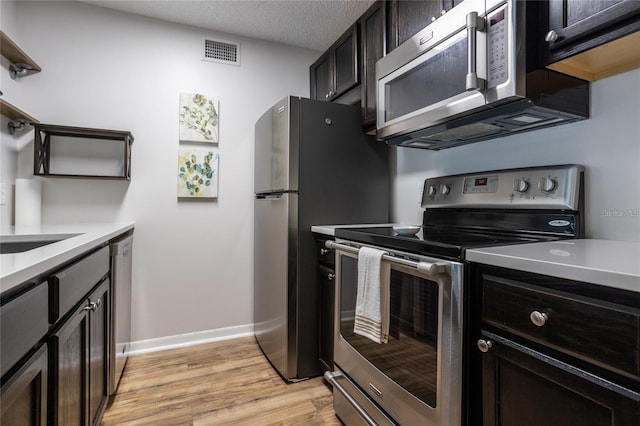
[376,0,590,150]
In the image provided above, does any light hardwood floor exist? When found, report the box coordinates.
[101,337,342,426]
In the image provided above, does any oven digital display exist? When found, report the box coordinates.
[463,175,499,193]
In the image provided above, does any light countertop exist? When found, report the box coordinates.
[466,239,640,293]
[1,222,134,294]
[311,223,399,237]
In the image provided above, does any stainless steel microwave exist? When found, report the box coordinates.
[376,0,590,150]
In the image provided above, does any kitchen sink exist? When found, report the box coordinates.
[0,234,81,254]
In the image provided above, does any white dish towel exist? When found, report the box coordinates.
[353,246,391,344]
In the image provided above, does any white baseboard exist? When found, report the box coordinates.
[129,323,255,355]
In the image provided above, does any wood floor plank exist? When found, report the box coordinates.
[101,337,341,425]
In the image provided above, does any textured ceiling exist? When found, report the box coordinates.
[79,0,376,51]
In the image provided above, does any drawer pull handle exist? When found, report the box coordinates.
[530,310,548,327]
[477,339,493,353]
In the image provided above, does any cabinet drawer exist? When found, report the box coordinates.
[0,283,49,377]
[482,274,640,380]
[49,246,109,323]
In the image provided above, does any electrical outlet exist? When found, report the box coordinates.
[0,183,7,206]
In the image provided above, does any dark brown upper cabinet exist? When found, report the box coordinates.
[360,1,386,130]
[310,23,359,103]
[386,0,462,51]
[544,0,640,81]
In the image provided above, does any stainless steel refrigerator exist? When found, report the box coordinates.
[254,96,389,381]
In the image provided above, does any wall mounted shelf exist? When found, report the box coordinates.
[1,30,41,135]
[33,124,134,180]
[0,98,39,134]
[0,30,42,79]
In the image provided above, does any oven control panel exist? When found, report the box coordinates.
[421,165,584,210]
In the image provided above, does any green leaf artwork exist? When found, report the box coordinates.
[179,92,219,143]
[177,148,219,198]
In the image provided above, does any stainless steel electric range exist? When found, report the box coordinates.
[324,164,585,426]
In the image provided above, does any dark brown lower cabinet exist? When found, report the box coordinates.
[0,344,48,426]
[480,334,640,426]
[318,264,335,371]
[51,279,109,426]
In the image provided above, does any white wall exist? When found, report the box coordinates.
[0,0,20,226]
[392,68,640,242]
[13,1,319,343]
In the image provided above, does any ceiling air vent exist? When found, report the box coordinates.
[203,39,240,66]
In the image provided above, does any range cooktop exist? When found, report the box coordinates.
[334,226,555,260]
[335,165,586,261]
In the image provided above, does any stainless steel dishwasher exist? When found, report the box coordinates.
[109,233,133,395]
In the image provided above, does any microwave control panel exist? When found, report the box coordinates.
[487,5,509,88]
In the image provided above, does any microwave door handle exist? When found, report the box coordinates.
[466,11,486,91]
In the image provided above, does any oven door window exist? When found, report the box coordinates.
[339,255,440,408]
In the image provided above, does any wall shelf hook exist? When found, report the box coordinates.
[8,119,30,135]
[9,62,34,79]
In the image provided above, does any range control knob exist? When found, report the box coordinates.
[513,178,529,193]
[428,185,438,197]
[538,177,558,193]
[440,184,451,195]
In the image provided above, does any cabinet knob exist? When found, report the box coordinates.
[530,310,548,327]
[327,273,335,281]
[545,30,558,42]
[82,299,102,313]
[320,248,331,255]
[477,339,493,353]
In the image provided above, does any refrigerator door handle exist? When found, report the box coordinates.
[256,190,297,200]
[256,193,283,200]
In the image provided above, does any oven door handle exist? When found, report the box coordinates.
[324,371,379,426]
[326,240,448,276]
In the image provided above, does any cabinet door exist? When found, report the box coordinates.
[51,279,110,426]
[310,51,332,101]
[318,264,335,371]
[547,0,640,55]
[88,281,109,426]
[333,23,359,97]
[387,0,442,51]
[360,1,386,128]
[479,335,640,426]
[52,304,89,426]
[0,344,48,426]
